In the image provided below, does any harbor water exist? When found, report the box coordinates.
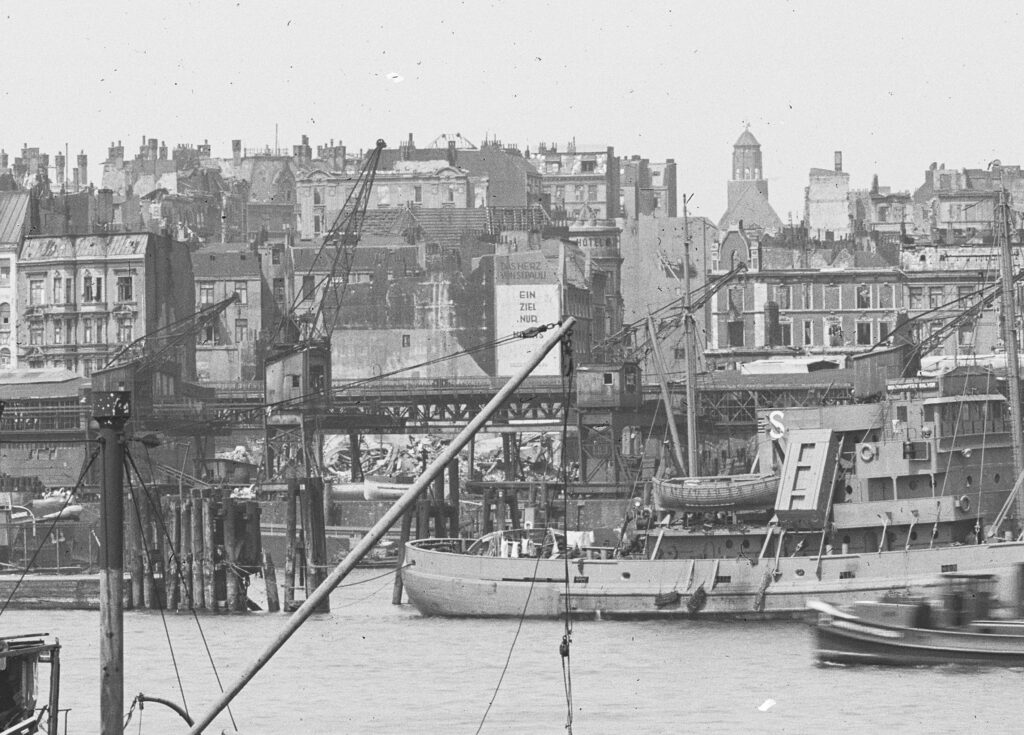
[4,567,1019,733]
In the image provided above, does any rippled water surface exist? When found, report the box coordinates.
[4,569,1021,733]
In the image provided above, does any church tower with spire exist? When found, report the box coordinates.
[719,126,782,233]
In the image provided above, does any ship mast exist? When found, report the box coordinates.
[681,194,700,476]
[997,187,1024,477]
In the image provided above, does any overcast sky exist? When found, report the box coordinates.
[3,1,1024,221]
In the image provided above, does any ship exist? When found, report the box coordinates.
[400,366,1024,619]
[400,190,1024,620]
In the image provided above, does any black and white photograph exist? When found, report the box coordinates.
[1,1,1024,732]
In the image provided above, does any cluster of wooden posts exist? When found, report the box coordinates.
[281,478,329,613]
[124,489,275,613]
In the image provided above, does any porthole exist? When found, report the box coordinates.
[842,535,851,545]
[742,539,751,549]
[795,569,805,577]
[909,479,918,492]
[995,473,1002,485]
[910,531,918,541]
[725,539,734,549]
[967,475,973,487]
[621,572,631,580]
[844,485,853,496]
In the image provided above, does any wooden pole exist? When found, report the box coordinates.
[432,474,446,537]
[307,478,329,613]
[191,494,205,610]
[448,459,460,537]
[167,498,180,610]
[202,497,216,612]
[349,432,362,482]
[224,500,240,612]
[283,480,298,611]
[178,499,192,611]
[95,392,128,735]
[262,551,280,613]
[391,508,414,605]
[187,317,577,735]
[141,487,155,610]
[127,479,142,610]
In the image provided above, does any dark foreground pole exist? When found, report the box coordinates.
[187,318,575,734]
[95,391,130,735]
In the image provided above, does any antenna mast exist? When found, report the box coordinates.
[998,187,1024,476]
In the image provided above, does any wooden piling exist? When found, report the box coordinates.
[224,500,240,612]
[432,474,446,537]
[349,432,362,482]
[202,497,216,612]
[262,551,280,613]
[415,497,430,539]
[127,485,143,610]
[507,490,521,530]
[283,480,298,611]
[306,478,330,614]
[179,499,193,611]
[448,459,460,537]
[482,488,494,535]
[391,509,414,605]
[166,498,180,611]
[191,494,205,610]
[141,490,155,610]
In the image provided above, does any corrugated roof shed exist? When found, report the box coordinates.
[0,368,88,399]
[0,191,30,245]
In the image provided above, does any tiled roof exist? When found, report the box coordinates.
[0,191,29,245]
[192,248,262,278]
[718,185,783,232]
[21,234,153,261]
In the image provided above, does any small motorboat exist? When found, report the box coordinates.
[809,567,1024,666]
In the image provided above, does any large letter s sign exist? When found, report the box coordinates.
[768,410,786,440]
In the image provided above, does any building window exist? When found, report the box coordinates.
[0,260,9,287]
[29,324,43,345]
[54,320,63,345]
[29,279,44,305]
[200,323,214,344]
[117,275,133,302]
[776,286,791,310]
[272,249,282,265]
[95,320,104,343]
[65,278,73,304]
[445,186,455,203]
[117,318,133,344]
[235,319,248,343]
[302,275,315,301]
[957,285,974,308]
[314,215,322,236]
[879,284,894,309]
[928,286,944,309]
[83,319,93,344]
[234,281,248,304]
[581,160,596,173]
[82,358,91,377]
[727,287,744,314]
[587,184,597,201]
[779,321,792,347]
[574,184,584,201]
[825,285,841,310]
[909,287,924,310]
[803,320,814,346]
[856,322,872,345]
[273,278,285,306]
[879,321,891,343]
[958,322,975,347]
[856,284,871,309]
[555,185,565,201]
[414,185,422,204]
[82,275,102,303]
[727,320,744,347]
[199,283,214,305]
[828,319,844,347]
[52,275,62,304]
[402,334,411,348]
[313,188,322,206]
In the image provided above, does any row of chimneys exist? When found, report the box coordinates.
[1,148,88,191]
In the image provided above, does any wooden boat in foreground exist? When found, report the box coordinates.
[809,568,1024,666]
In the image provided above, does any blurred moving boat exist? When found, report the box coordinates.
[809,566,1024,666]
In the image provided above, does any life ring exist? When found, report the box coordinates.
[958,495,971,512]
[859,445,876,463]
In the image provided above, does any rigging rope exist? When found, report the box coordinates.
[559,329,575,734]
[122,454,190,722]
[123,449,237,732]
[0,444,100,618]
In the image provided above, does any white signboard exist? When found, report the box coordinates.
[495,283,561,376]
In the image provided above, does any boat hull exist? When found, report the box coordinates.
[401,540,1024,620]
[812,602,1024,666]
